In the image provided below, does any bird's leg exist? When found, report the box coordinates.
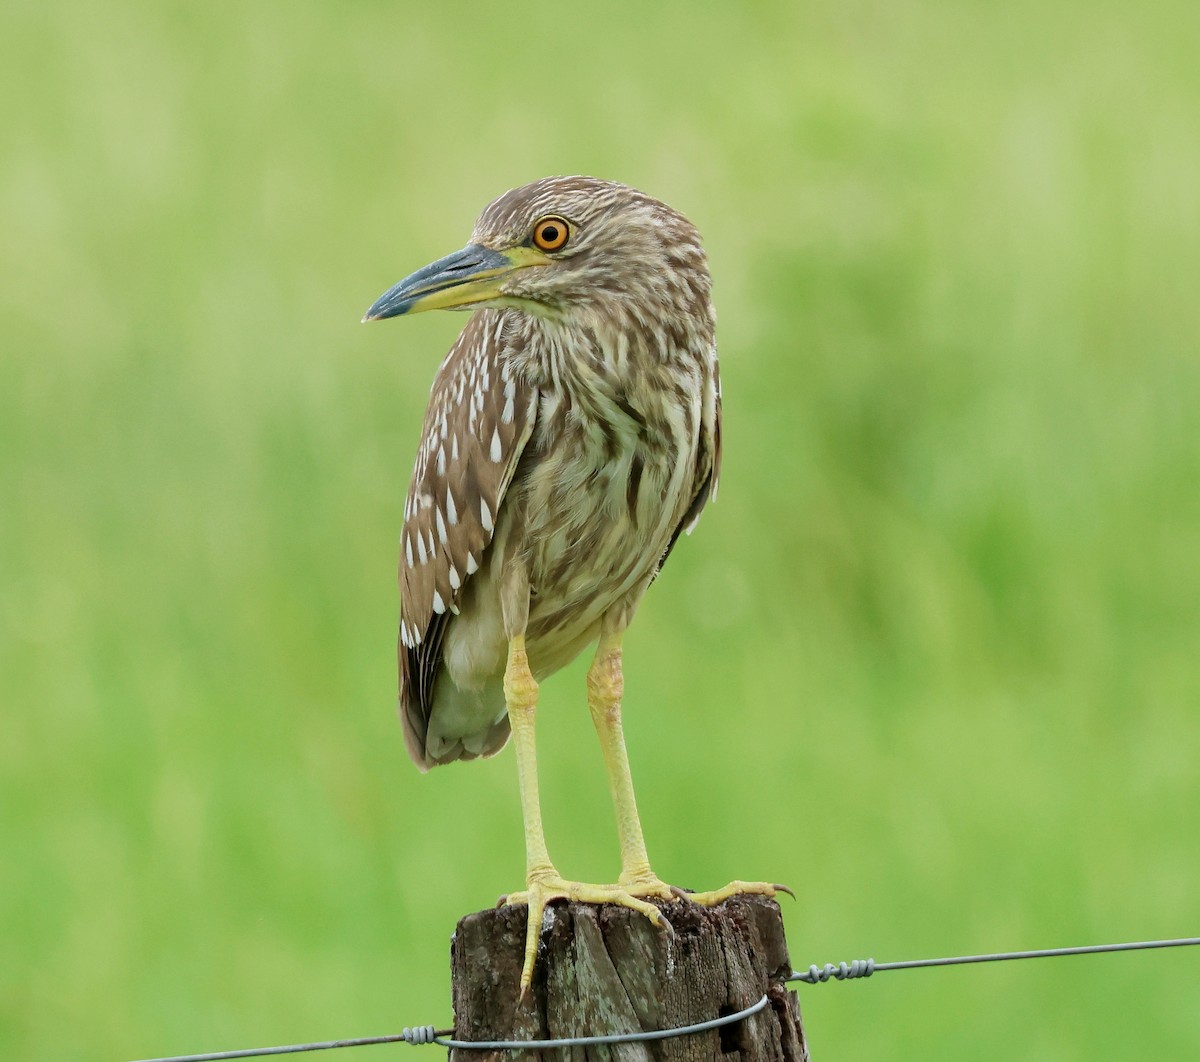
[588,628,788,912]
[586,629,673,897]
[503,633,555,882]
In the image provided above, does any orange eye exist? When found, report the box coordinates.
[531,215,571,252]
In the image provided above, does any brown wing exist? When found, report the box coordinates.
[659,348,722,572]
[396,310,538,767]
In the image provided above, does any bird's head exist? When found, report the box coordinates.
[363,176,712,330]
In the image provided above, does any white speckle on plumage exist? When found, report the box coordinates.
[465,551,478,574]
[448,564,461,590]
[451,434,460,461]
[436,446,446,476]
[501,393,515,424]
[419,493,433,510]
[416,533,427,565]
[426,528,436,558]
[480,498,493,533]
[405,535,413,568]
[436,508,448,545]
[432,590,446,615]
[445,489,458,525]
[490,428,503,462]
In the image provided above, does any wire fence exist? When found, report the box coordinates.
[131,934,1199,1062]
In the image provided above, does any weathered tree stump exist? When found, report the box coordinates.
[450,896,807,1062]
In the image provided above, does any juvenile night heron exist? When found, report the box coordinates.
[364,176,780,988]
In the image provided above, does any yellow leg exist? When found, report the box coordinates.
[499,633,672,994]
[587,631,788,908]
[503,634,554,880]
[587,630,671,890]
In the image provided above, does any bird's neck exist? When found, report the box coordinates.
[507,301,712,394]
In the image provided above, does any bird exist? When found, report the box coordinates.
[363,176,781,990]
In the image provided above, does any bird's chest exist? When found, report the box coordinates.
[514,381,698,621]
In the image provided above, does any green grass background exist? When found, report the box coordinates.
[2,1,1198,1058]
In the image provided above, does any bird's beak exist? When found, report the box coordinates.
[362,244,548,322]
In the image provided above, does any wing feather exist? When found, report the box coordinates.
[659,350,722,572]
[396,311,538,766]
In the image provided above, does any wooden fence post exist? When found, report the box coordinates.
[450,895,807,1062]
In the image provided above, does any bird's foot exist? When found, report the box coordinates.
[500,872,676,993]
[678,879,795,905]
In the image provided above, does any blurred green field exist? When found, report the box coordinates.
[2,1,1199,1058]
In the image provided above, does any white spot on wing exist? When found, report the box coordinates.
[448,564,460,590]
[405,535,413,568]
[480,498,493,533]
[465,551,478,574]
[435,508,448,545]
[490,428,502,463]
[416,532,427,565]
[445,490,458,525]
[432,591,446,615]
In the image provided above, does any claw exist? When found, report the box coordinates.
[774,883,796,899]
[519,890,547,994]
[657,910,676,938]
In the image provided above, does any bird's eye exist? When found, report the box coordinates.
[531,216,571,252]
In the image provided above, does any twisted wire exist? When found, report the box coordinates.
[795,959,875,983]
[788,936,1200,984]
[402,1027,439,1045]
